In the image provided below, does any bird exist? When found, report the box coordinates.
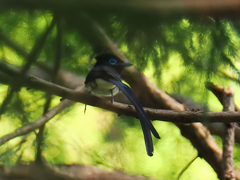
[84,53,160,156]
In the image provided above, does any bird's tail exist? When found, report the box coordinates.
[109,79,160,156]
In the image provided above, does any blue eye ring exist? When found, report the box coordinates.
[109,58,117,65]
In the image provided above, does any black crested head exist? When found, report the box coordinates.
[94,53,132,73]
[95,53,123,66]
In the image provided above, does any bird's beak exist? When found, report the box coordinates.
[118,62,133,67]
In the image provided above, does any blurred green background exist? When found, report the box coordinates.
[0,9,240,180]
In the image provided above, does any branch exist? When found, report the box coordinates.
[223,122,236,180]
[3,68,240,148]
[0,163,156,180]
[2,72,240,128]
[177,154,198,180]
[36,14,63,163]
[206,82,240,111]
[1,0,240,18]
[2,61,240,179]
[0,29,28,57]
[6,72,240,123]
[207,123,240,143]
[207,83,236,180]
[222,88,236,180]
[0,99,74,146]
[4,61,240,145]
[0,17,56,116]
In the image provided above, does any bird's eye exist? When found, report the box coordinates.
[109,58,117,65]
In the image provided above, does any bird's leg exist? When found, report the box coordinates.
[84,88,93,114]
[111,90,114,104]
[84,104,87,115]
[88,86,93,96]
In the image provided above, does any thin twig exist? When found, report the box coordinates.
[35,93,51,163]
[0,99,75,146]
[0,29,28,57]
[35,15,63,163]
[177,154,198,180]
[0,136,27,159]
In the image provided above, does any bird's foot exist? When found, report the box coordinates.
[84,104,87,114]
[111,91,114,104]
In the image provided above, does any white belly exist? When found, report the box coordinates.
[95,79,116,89]
[86,78,119,97]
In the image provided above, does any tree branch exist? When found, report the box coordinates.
[36,14,63,164]
[0,98,74,146]
[1,0,240,18]
[9,73,240,123]
[207,83,236,180]
[0,163,156,180]
[223,122,236,180]
[206,82,240,111]
[3,69,240,148]
[0,17,56,116]
[222,88,236,180]
[0,29,28,57]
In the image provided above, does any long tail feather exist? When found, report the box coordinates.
[139,118,154,156]
[109,78,160,156]
[109,79,160,138]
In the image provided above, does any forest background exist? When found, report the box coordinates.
[0,0,240,180]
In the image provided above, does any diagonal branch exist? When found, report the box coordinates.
[36,14,63,163]
[0,98,75,146]
[0,17,56,116]
[206,82,240,111]
[0,29,28,57]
